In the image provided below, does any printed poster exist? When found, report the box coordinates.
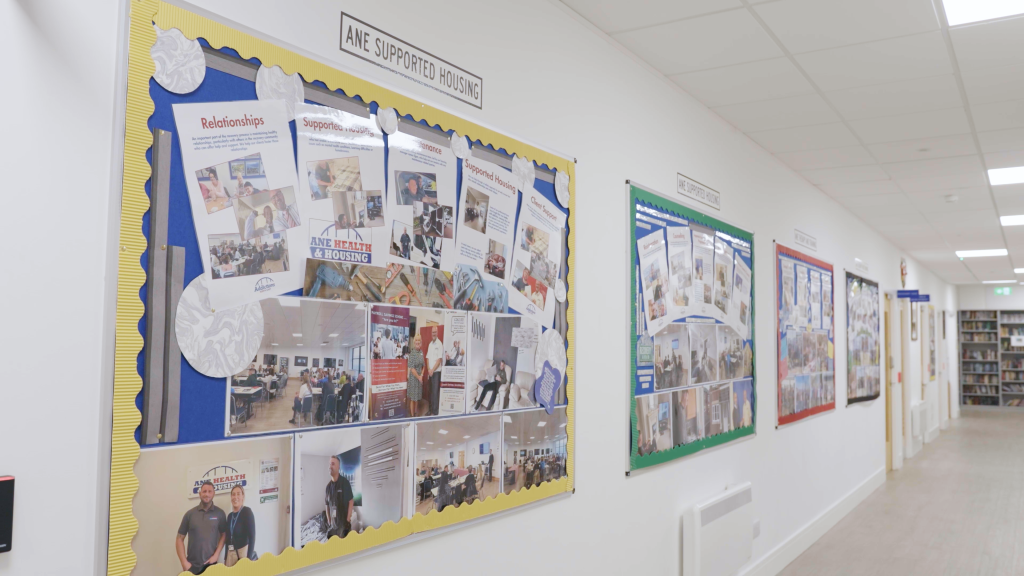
[729,254,752,339]
[456,156,518,290]
[713,237,734,317]
[385,125,457,271]
[509,187,567,327]
[666,226,692,322]
[173,100,307,309]
[296,103,389,266]
[691,224,719,320]
[636,229,672,336]
[259,458,280,503]
[369,305,410,420]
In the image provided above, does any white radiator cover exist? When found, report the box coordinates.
[682,482,753,576]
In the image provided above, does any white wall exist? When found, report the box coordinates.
[0,1,964,576]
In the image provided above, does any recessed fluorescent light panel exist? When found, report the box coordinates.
[1016,268,1024,273]
[943,0,1024,26]
[1002,215,1024,227]
[989,167,1024,186]
[983,280,1016,284]
[956,249,1008,258]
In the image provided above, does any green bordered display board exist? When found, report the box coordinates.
[628,182,755,472]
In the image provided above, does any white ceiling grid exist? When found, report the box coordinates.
[561,0,1024,283]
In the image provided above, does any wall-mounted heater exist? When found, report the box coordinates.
[682,482,754,576]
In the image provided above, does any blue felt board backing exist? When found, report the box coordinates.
[137,43,567,447]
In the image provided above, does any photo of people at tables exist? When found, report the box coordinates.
[132,435,292,575]
[635,392,673,456]
[195,153,266,215]
[467,313,541,413]
[414,414,501,515]
[296,424,412,548]
[208,232,288,280]
[228,297,367,435]
[654,322,690,391]
[501,407,567,495]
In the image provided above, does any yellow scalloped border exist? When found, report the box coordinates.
[109,2,575,575]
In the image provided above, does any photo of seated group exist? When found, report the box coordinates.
[208,232,289,280]
[306,157,361,201]
[296,424,412,547]
[395,170,438,205]
[467,313,544,413]
[390,220,443,269]
[501,407,568,495]
[234,186,302,241]
[133,434,293,575]
[195,153,266,214]
[228,297,367,436]
[635,377,754,456]
[414,414,501,515]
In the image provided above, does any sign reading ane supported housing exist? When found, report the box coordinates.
[676,173,721,211]
[340,12,484,109]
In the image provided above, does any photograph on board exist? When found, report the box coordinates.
[654,322,690,391]
[306,157,361,201]
[511,260,549,311]
[296,424,412,547]
[382,264,458,310]
[369,305,410,420]
[467,313,541,413]
[233,186,302,241]
[333,189,385,229]
[484,239,507,280]
[413,201,454,238]
[133,435,293,575]
[208,232,289,280]
[302,260,388,302]
[718,326,750,381]
[414,414,501,515]
[672,387,703,446]
[463,186,490,233]
[704,382,732,437]
[452,263,509,313]
[405,307,464,417]
[227,297,367,436]
[732,378,754,429]
[194,153,266,214]
[395,170,438,206]
[689,324,719,385]
[502,407,567,495]
[390,220,443,270]
[635,392,673,455]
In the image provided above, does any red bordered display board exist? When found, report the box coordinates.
[776,244,835,426]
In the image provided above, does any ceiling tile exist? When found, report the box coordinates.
[962,257,1015,281]
[862,212,928,228]
[924,209,999,228]
[881,155,984,179]
[775,146,875,171]
[993,184,1024,213]
[848,107,970,144]
[907,187,993,213]
[838,192,912,209]
[1002,226,1024,245]
[848,204,923,221]
[818,180,903,198]
[908,249,960,264]
[984,150,1024,170]
[896,171,987,192]
[563,0,741,34]
[711,93,839,132]
[794,32,952,92]
[949,16,1024,73]
[824,75,962,121]
[753,0,938,54]
[970,99,1024,132]
[961,62,1024,106]
[747,123,860,153]
[978,128,1024,153]
[612,9,781,75]
[801,164,890,185]
[866,134,977,163]
[669,58,815,107]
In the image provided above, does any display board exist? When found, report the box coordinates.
[628,182,755,472]
[776,244,834,425]
[109,3,575,575]
[845,272,880,404]
[926,304,937,383]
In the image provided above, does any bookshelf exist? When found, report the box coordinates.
[960,310,1024,407]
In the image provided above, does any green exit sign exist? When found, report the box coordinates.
[995,287,1013,296]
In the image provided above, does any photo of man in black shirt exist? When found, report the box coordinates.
[325,455,354,539]
[176,481,227,574]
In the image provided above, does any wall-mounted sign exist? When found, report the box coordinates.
[340,12,483,109]
[794,229,817,251]
[676,173,721,210]
[995,287,1013,296]
[896,290,918,299]
[1012,335,1024,346]
[911,294,930,303]
[854,258,869,274]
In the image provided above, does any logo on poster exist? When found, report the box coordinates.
[255,277,276,293]
[187,460,252,497]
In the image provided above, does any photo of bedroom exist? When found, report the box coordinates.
[502,407,567,495]
[463,186,489,233]
[414,414,501,515]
